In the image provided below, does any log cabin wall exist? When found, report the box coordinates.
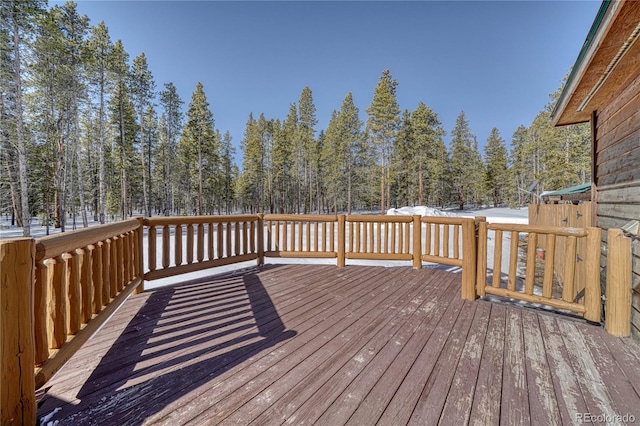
[595,70,640,342]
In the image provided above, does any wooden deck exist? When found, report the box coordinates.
[37,264,640,425]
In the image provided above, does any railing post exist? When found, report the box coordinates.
[462,218,477,301]
[476,218,488,297]
[605,228,631,336]
[135,217,145,294]
[0,238,37,425]
[337,214,346,267]
[257,214,265,266]
[412,215,422,269]
[584,227,602,323]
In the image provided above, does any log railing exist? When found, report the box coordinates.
[32,219,144,388]
[476,222,602,322]
[263,214,341,261]
[420,216,478,301]
[1,213,632,424]
[1,219,144,424]
[345,215,418,265]
[143,215,262,281]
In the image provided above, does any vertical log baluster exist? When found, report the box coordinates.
[492,230,503,288]
[453,225,460,260]
[162,225,170,268]
[226,222,232,257]
[542,233,556,299]
[508,232,519,291]
[90,243,102,314]
[34,261,49,365]
[46,256,66,349]
[208,223,214,260]
[562,236,577,303]
[101,239,110,306]
[242,222,248,255]
[148,226,157,272]
[110,236,118,298]
[197,223,205,262]
[116,234,125,292]
[235,221,241,256]
[443,224,450,259]
[77,246,93,324]
[217,222,224,258]
[63,252,81,335]
[525,232,537,295]
[186,223,194,264]
[175,225,183,267]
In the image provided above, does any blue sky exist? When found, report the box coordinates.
[66,0,601,163]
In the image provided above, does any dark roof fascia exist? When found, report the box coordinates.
[551,0,613,125]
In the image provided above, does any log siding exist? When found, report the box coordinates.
[595,69,640,342]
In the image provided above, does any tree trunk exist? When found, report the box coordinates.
[119,95,127,220]
[3,157,23,228]
[74,93,88,227]
[198,144,203,216]
[98,76,106,224]
[12,15,30,236]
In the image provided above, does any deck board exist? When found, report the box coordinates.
[37,264,640,425]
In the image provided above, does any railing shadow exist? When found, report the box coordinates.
[38,264,296,424]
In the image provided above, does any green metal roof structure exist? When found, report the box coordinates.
[542,183,591,202]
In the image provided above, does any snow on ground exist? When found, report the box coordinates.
[387,205,529,224]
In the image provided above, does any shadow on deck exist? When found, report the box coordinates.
[38,264,640,425]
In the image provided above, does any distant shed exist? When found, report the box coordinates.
[541,183,592,203]
[552,0,640,342]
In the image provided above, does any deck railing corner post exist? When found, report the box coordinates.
[0,237,37,425]
[412,215,422,269]
[257,213,265,266]
[337,214,346,267]
[134,216,145,294]
[462,218,478,301]
[476,220,488,298]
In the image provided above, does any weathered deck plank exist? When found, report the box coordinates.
[37,264,640,425]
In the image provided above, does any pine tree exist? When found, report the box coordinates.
[0,0,45,235]
[220,131,235,214]
[271,117,294,213]
[410,102,446,206]
[484,127,509,207]
[239,113,264,213]
[30,3,90,230]
[86,20,113,223]
[450,111,482,210]
[178,82,218,215]
[366,69,400,213]
[108,39,137,219]
[159,82,183,215]
[141,105,159,212]
[338,93,364,213]
[131,52,156,217]
[392,110,412,207]
[321,110,342,211]
[297,87,318,213]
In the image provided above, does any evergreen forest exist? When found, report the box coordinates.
[1,1,592,237]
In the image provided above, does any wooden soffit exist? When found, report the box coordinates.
[552,0,640,126]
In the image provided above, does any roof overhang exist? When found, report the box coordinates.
[552,0,640,127]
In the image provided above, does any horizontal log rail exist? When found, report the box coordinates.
[476,222,602,322]
[1,212,632,424]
